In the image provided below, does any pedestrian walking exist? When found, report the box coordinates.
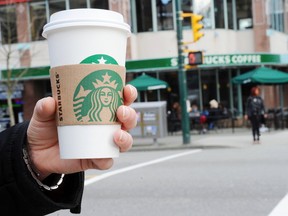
[244,86,267,144]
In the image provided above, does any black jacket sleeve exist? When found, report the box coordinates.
[246,96,252,117]
[0,121,84,215]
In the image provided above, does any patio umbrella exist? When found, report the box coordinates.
[128,73,168,101]
[128,73,168,91]
[232,66,288,120]
[232,66,288,85]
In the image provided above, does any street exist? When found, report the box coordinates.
[49,130,288,216]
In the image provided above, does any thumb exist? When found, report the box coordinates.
[33,97,56,122]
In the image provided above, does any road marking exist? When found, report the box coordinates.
[268,194,288,216]
[85,149,202,186]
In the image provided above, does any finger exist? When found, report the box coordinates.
[123,84,137,106]
[84,158,114,170]
[114,130,133,152]
[117,105,137,130]
[33,97,56,122]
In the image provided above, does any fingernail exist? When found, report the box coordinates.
[119,130,127,142]
[122,106,129,119]
[128,84,136,99]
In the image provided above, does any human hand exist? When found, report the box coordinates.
[27,85,137,180]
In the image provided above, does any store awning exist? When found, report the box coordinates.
[232,66,288,85]
[128,73,168,91]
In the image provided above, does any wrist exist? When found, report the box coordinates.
[25,143,51,180]
[23,148,65,190]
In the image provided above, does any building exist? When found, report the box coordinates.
[0,0,288,123]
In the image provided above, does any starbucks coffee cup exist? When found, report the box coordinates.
[42,9,130,159]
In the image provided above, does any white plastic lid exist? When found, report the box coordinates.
[42,9,130,38]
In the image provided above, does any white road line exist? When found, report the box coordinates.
[268,194,288,216]
[84,149,202,186]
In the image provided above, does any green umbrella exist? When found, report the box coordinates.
[128,73,168,91]
[232,66,288,85]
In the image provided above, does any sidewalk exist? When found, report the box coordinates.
[131,127,288,151]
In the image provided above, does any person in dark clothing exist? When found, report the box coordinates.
[0,85,138,215]
[244,86,266,144]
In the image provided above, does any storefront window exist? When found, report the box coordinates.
[218,69,230,109]
[227,0,234,29]
[267,0,284,32]
[187,70,200,106]
[157,0,173,30]
[49,0,66,17]
[133,0,174,32]
[29,2,46,41]
[214,0,225,28]
[136,0,153,32]
[236,0,252,30]
[201,70,217,107]
[193,0,213,29]
[69,0,87,9]
[90,0,108,9]
[0,5,17,44]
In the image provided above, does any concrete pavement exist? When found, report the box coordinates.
[131,127,288,151]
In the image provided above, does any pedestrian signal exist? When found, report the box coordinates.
[192,14,204,42]
[188,51,203,65]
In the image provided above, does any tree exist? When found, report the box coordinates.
[0,2,37,126]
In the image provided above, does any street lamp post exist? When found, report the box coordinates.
[175,0,190,144]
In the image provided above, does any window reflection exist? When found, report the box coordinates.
[267,0,284,32]
[136,0,153,32]
[69,0,87,9]
[90,0,108,9]
[236,0,252,29]
[0,5,17,44]
[193,0,212,29]
[49,0,66,17]
[214,0,224,28]
[182,0,193,27]
[30,2,46,41]
[157,0,173,30]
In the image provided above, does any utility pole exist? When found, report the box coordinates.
[175,0,190,144]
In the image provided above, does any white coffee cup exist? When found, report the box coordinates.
[42,9,130,159]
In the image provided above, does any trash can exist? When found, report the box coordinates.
[130,101,167,139]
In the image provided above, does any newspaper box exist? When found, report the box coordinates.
[130,101,167,138]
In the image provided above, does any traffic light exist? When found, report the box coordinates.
[192,14,204,42]
[188,51,203,65]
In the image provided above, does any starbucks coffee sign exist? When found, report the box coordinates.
[204,54,261,65]
[202,54,281,66]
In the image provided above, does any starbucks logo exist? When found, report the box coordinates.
[73,54,123,123]
[80,54,118,65]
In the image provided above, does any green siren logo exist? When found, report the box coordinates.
[73,70,123,122]
[73,54,123,123]
[80,54,118,65]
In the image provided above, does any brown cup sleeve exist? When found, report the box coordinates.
[50,64,126,126]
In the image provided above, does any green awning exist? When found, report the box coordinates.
[232,66,288,85]
[1,66,50,80]
[128,74,168,91]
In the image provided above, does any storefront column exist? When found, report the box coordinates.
[252,0,270,52]
[156,72,161,101]
[228,70,234,111]
[198,69,203,111]
[109,0,132,60]
[236,85,243,116]
[216,69,220,102]
[229,69,242,117]
[252,0,276,108]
